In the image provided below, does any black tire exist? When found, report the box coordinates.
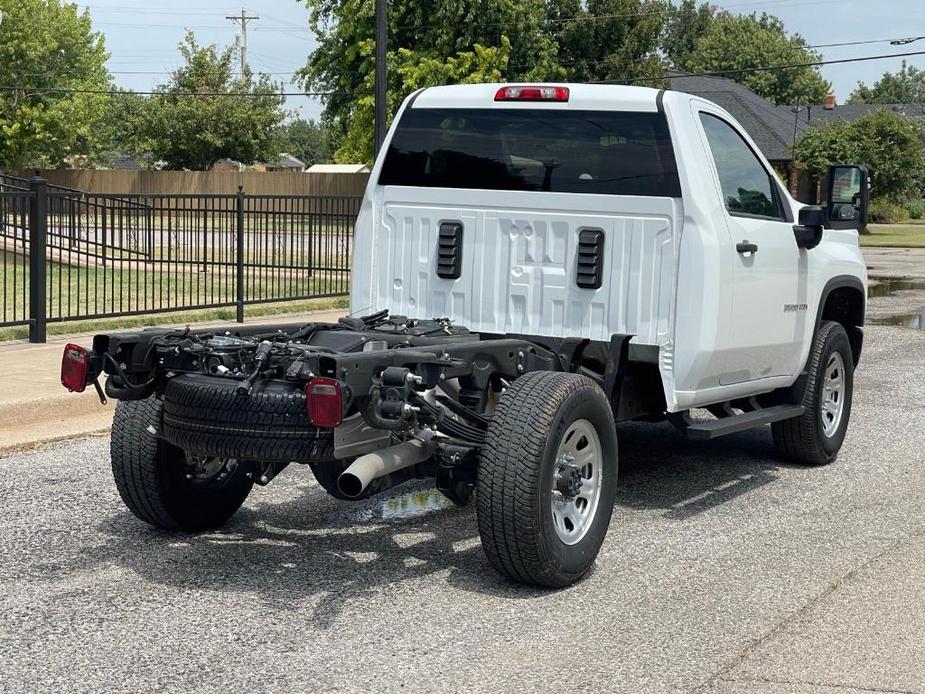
[476,372,619,588]
[162,373,334,463]
[111,397,253,531]
[772,320,854,466]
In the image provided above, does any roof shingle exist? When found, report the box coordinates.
[668,72,806,162]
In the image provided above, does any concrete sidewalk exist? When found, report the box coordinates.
[0,308,344,454]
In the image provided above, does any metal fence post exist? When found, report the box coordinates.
[28,175,48,343]
[236,186,245,323]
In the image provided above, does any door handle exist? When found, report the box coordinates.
[736,241,758,255]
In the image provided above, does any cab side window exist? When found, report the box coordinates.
[699,113,783,220]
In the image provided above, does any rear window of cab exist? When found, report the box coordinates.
[379,108,681,197]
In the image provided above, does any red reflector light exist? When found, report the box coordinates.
[494,85,569,102]
[61,343,90,393]
[306,377,343,428]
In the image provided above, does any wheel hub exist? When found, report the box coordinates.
[185,456,236,486]
[550,419,604,546]
[555,462,583,499]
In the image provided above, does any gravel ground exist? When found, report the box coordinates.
[1,322,924,694]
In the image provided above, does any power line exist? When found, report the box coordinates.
[0,85,355,97]
[624,49,925,83]
[5,47,925,97]
[85,31,924,80]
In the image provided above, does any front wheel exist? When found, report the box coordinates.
[476,372,619,588]
[772,320,855,465]
[111,397,253,531]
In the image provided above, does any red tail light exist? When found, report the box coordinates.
[494,85,569,102]
[306,377,343,428]
[61,343,90,393]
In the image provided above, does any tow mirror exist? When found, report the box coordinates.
[794,205,824,250]
[826,165,869,230]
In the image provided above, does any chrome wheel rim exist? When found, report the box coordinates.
[551,419,603,546]
[821,352,846,438]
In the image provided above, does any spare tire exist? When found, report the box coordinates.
[162,373,334,463]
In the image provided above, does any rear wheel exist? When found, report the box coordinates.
[111,397,253,531]
[477,372,619,588]
[772,320,854,465]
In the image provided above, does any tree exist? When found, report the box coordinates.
[795,109,925,201]
[0,0,111,169]
[661,0,715,70]
[297,0,563,163]
[279,118,333,166]
[129,33,288,170]
[684,12,830,105]
[547,0,669,84]
[848,62,925,104]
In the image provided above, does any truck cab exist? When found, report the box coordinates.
[352,82,867,414]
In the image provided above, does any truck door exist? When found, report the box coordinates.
[697,111,807,385]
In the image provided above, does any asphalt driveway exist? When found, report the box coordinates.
[2,320,924,693]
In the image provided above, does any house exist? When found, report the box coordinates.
[254,154,306,172]
[779,100,925,126]
[211,158,245,172]
[669,72,808,197]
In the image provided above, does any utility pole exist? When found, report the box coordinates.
[374,0,387,156]
[226,9,259,74]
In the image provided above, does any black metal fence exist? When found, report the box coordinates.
[0,174,360,342]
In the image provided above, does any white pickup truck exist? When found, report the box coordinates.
[63,83,868,588]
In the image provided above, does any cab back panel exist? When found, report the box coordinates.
[353,189,678,345]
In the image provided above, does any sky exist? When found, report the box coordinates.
[76,0,925,120]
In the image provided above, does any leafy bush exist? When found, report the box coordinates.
[795,110,925,201]
[869,198,907,223]
[906,201,925,220]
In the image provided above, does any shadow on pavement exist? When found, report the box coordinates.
[83,421,793,627]
[616,422,792,521]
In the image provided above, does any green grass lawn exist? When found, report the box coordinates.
[860,224,925,248]
[1,254,349,341]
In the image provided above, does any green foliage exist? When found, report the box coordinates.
[547,0,669,84]
[848,62,925,105]
[0,0,111,169]
[868,198,908,224]
[906,200,924,220]
[123,34,288,170]
[334,40,513,162]
[794,110,925,201]
[684,12,830,105]
[661,0,716,70]
[279,118,333,166]
[297,0,565,163]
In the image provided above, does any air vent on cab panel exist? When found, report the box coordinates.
[437,221,463,280]
[576,228,605,289]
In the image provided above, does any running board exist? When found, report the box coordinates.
[672,404,805,441]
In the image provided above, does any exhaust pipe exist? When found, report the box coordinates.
[337,439,433,499]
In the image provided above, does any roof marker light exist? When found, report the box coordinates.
[494,86,570,102]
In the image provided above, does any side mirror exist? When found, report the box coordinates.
[794,205,824,250]
[826,165,869,230]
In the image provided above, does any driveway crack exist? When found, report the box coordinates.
[720,675,920,694]
[690,527,925,694]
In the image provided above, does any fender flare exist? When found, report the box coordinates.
[813,274,866,365]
